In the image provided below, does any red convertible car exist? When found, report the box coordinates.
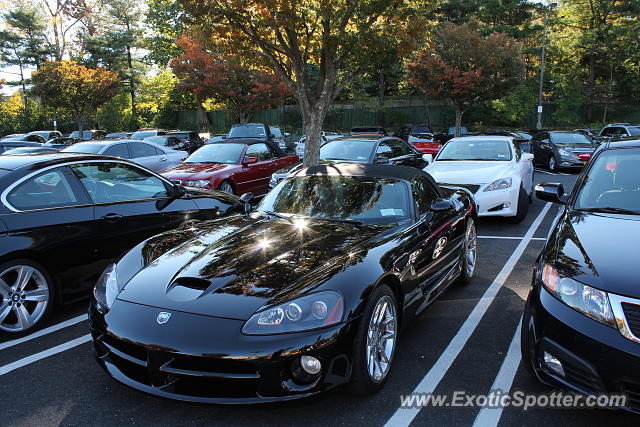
[160,140,299,196]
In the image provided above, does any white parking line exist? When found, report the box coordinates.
[383,203,551,427]
[0,334,91,376]
[0,314,88,351]
[533,168,571,176]
[479,236,546,241]
[472,320,522,427]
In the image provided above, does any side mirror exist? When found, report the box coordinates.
[243,156,258,164]
[170,179,182,185]
[239,192,255,214]
[284,132,291,137]
[522,153,534,162]
[430,199,454,212]
[535,182,567,204]
[376,156,390,164]
[422,154,433,165]
[268,133,275,139]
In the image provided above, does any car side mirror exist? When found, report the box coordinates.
[376,156,390,164]
[422,154,433,165]
[268,133,275,139]
[239,192,255,214]
[243,156,258,164]
[535,182,567,204]
[522,153,534,162]
[430,199,454,212]
[284,132,291,137]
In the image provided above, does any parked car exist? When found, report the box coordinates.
[28,131,62,141]
[89,163,477,402]
[167,131,205,153]
[226,123,289,150]
[425,135,534,223]
[206,134,226,144]
[521,138,640,415]
[573,128,599,138]
[1,134,46,143]
[323,131,344,140]
[45,137,82,149]
[105,132,131,139]
[0,141,44,154]
[269,126,294,152]
[273,135,430,187]
[395,124,442,155]
[143,135,187,151]
[69,130,107,140]
[531,131,598,171]
[294,134,329,158]
[130,129,167,140]
[351,126,388,136]
[62,140,187,172]
[2,146,59,155]
[0,134,26,140]
[161,140,298,196]
[0,153,243,335]
[599,123,640,140]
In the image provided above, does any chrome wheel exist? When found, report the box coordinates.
[548,156,556,171]
[465,222,477,278]
[366,295,397,383]
[0,265,50,332]
[218,181,234,194]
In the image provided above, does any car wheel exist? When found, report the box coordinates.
[458,219,477,285]
[521,291,538,379]
[0,259,54,336]
[548,155,557,171]
[218,180,234,195]
[506,186,529,224]
[350,284,398,395]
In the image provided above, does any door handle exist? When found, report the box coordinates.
[100,213,124,222]
[159,157,167,162]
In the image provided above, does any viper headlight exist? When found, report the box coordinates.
[541,264,615,328]
[94,263,119,312]
[483,177,512,192]
[184,180,210,187]
[242,291,344,335]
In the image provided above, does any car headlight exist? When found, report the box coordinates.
[541,264,615,328]
[184,180,210,187]
[94,263,119,312]
[558,149,577,159]
[242,291,344,335]
[483,177,512,192]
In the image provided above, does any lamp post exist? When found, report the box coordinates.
[536,2,557,130]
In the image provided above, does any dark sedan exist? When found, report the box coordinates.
[522,139,640,414]
[531,131,598,171]
[89,163,477,403]
[269,136,430,188]
[0,153,243,336]
[0,141,44,154]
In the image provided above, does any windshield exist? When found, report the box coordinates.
[185,143,245,164]
[575,148,640,213]
[271,128,282,138]
[412,126,432,135]
[552,133,592,145]
[228,124,267,139]
[131,131,157,139]
[320,139,375,162]
[437,139,512,161]
[62,143,103,154]
[259,175,410,223]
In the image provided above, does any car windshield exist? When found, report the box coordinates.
[412,126,432,134]
[185,143,244,164]
[552,133,592,145]
[575,148,640,213]
[437,139,512,161]
[62,143,103,154]
[228,124,267,139]
[259,175,410,223]
[320,139,375,162]
[271,128,282,138]
[131,131,157,139]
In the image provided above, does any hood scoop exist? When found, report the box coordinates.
[166,277,215,302]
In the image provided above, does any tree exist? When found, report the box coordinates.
[407,21,524,136]
[40,0,92,60]
[179,0,431,166]
[144,0,185,66]
[170,34,289,125]
[31,60,120,133]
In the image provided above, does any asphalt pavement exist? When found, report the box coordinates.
[1,167,636,426]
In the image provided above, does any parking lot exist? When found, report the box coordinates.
[0,167,635,426]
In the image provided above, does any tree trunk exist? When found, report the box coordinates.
[196,104,211,131]
[125,21,137,128]
[424,94,432,127]
[378,72,385,127]
[454,105,464,137]
[302,107,325,167]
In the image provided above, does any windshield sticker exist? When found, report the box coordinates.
[380,209,404,216]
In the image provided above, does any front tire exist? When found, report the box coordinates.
[0,259,55,336]
[506,186,529,224]
[548,155,557,171]
[350,284,398,395]
[218,180,234,195]
[458,220,477,285]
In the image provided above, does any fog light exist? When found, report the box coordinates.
[543,351,565,377]
[503,202,511,208]
[300,355,321,375]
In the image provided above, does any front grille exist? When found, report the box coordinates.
[621,302,640,338]
[439,183,481,194]
[621,382,640,410]
[98,334,261,399]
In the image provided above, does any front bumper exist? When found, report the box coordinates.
[473,185,520,217]
[89,299,356,403]
[523,285,640,413]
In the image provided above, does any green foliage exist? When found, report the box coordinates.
[144,0,185,66]
[552,77,587,126]
[491,81,537,125]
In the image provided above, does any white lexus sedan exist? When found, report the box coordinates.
[425,136,534,223]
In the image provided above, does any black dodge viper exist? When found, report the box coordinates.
[89,163,477,403]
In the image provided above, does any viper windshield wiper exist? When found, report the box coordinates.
[314,217,364,225]
[577,207,640,215]
[259,210,288,219]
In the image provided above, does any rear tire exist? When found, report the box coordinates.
[350,284,398,395]
[506,186,529,224]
